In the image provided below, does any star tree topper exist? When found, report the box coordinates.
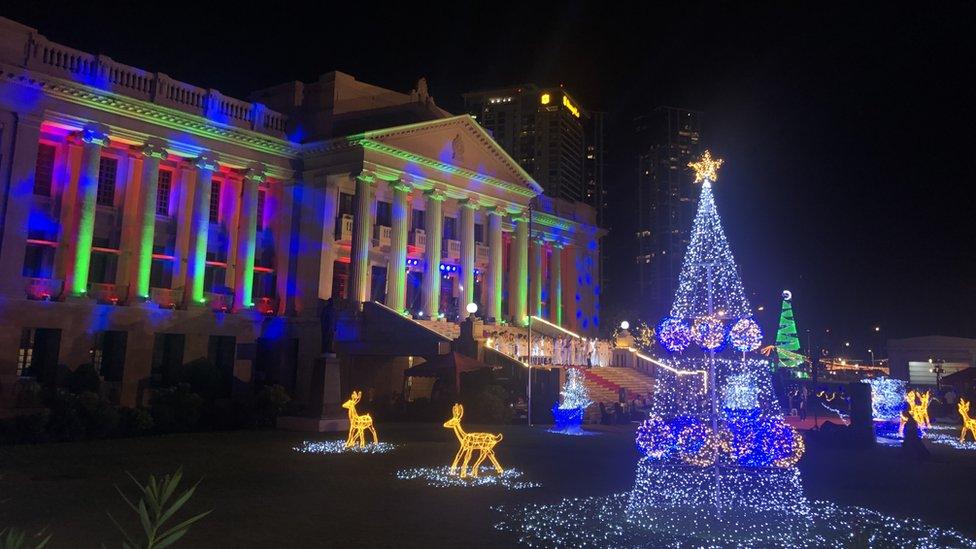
[688,150,724,184]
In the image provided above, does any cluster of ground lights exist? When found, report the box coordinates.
[396,466,540,490]
[293,441,397,454]
[494,487,976,548]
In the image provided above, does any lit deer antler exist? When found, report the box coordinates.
[342,390,378,448]
[443,403,504,478]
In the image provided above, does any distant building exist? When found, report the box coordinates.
[462,85,601,207]
[887,336,976,385]
[634,107,702,319]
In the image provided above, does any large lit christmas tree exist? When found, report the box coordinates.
[629,151,809,543]
[775,291,805,370]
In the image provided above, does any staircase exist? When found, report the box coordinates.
[582,367,656,402]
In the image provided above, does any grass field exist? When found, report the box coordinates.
[2,423,975,547]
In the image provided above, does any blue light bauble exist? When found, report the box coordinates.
[728,317,763,352]
[657,317,691,353]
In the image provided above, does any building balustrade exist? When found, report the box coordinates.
[205,292,235,313]
[338,214,353,241]
[25,277,64,301]
[374,225,392,248]
[87,282,128,305]
[443,239,461,260]
[255,296,278,316]
[475,244,489,265]
[149,287,182,309]
[23,32,288,138]
[411,228,427,252]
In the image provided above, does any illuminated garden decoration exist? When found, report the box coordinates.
[443,403,504,478]
[550,368,594,435]
[775,292,805,373]
[862,376,907,437]
[636,150,809,543]
[898,390,932,436]
[342,391,379,449]
[958,399,976,443]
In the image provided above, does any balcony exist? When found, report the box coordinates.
[88,282,128,305]
[476,244,490,266]
[337,214,353,242]
[149,287,182,309]
[205,292,235,313]
[374,225,392,248]
[25,278,64,301]
[443,239,461,260]
[410,229,427,252]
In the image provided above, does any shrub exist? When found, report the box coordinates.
[467,385,513,425]
[0,411,50,444]
[176,359,222,401]
[108,468,211,549]
[116,407,154,437]
[150,384,203,433]
[66,364,101,394]
[250,385,291,427]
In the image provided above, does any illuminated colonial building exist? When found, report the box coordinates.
[0,17,602,411]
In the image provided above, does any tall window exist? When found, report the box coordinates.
[256,188,266,230]
[209,180,221,223]
[33,143,56,197]
[412,209,425,232]
[156,170,172,215]
[376,201,392,227]
[96,157,118,206]
[475,223,485,244]
[443,216,457,240]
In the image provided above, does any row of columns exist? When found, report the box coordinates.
[341,173,566,326]
[39,123,266,311]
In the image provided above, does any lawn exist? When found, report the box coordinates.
[2,423,975,547]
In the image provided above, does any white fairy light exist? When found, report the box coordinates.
[396,466,540,490]
[293,440,397,454]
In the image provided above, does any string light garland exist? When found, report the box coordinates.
[691,315,726,351]
[293,440,396,454]
[397,466,539,490]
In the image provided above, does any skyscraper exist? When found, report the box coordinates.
[463,85,600,206]
[634,106,702,319]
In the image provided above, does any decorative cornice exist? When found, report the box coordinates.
[140,137,167,159]
[194,151,220,171]
[80,123,110,146]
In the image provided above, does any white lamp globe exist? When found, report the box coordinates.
[620,320,630,331]
[466,302,478,314]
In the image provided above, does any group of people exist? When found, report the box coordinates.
[485,331,614,367]
[597,393,653,425]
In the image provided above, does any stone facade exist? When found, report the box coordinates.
[0,17,603,409]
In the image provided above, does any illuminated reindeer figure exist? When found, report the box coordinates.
[443,403,504,478]
[959,398,976,443]
[342,391,378,448]
[899,390,933,436]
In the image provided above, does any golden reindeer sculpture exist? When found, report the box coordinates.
[443,403,504,478]
[959,398,976,443]
[899,390,932,436]
[342,391,378,448]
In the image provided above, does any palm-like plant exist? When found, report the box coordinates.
[108,468,211,549]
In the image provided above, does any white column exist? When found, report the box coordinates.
[385,180,411,312]
[348,172,374,303]
[459,198,477,311]
[485,207,503,323]
[550,243,563,325]
[421,189,445,318]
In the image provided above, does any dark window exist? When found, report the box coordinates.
[474,223,485,244]
[22,244,55,278]
[96,157,117,206]
[89,251,117,284]
[93,330,127,383]
[156,170,172,215]
[370,265,387,303]
[204,265,227,293]
[149,258,174,289]
[376,201,392,227]
[338,192,354,216]
[33,143,56,197]
[443,216,457,240]
[151,333,185,387]
[412,209,425,232]
[17,328,61,381]
[256,188,266,230]
[253,271,276,299]
[209,180,221,223]
[208,335,236,398]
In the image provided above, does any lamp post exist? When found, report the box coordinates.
[929,357,946,390]
[868,348,875,366]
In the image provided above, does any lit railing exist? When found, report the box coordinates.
[205,292,235,313]
[411,228,426,252]
[475,244,489,265]
[375,225,392,248]
[255,296,277,315]
[339,214,354,241]
[149,287,182,309]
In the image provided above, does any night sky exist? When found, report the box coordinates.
[7,3,974,356]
